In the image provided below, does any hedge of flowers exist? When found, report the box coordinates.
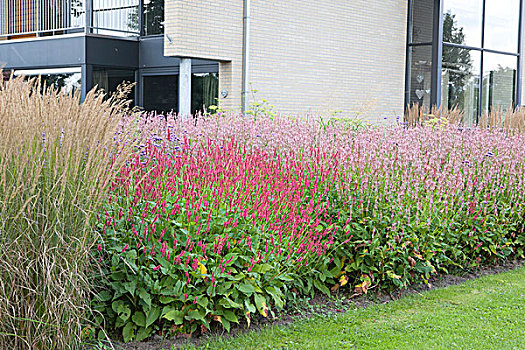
[92,113,525,342]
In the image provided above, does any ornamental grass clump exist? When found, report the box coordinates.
[0,75,137,349]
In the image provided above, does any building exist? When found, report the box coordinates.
[0,1,523,122]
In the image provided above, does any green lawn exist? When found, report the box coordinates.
[185,267,525,350]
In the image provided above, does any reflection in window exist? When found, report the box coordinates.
[14,67,82,94]
[442,0,483,47]
[441,49,480,124]
[143,75,178,113]
[410,0,433,43]
[481,53,517,114]
[408,45,432,109]
[93,67,136,104]
[92,0,140,35]
[484,0,520,53]
[191,73,219,114]
[143,0,164,36]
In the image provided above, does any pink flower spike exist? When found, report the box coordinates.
[121,244,129,253]
[153,265,161,271]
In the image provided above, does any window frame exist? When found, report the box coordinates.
[405,0,524,117]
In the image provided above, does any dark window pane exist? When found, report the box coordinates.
[481,53,517,113]
[443,0,482,47]
[441,47,481,124]
[407,45,433,109]
[93,68,135,104]
[191,73,219,114]
[143,75,178,113]
[410,0,434,43]
[484,0,520,53]
[143,0,164,36]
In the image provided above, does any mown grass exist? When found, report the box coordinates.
[186,267,525,350]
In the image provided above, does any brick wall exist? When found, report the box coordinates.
[165,1,408,121]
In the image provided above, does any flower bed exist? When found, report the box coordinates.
[93,114,525,342]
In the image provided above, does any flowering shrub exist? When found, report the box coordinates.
[94,113,525,341]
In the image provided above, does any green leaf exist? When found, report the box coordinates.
[197,297,209,309]
[186,309,205,321]
[162,309,184,324]
[313,279,331,297]
[267,286,284,309]
[138,288,152,308]
[112,300,131,322]
[237,283,255,295]
[132,311,146,328]
[222,309,239,323]
[122,321,135,343]
[146,307,161,328]
[159,296,177,304]
[94,290,112,302]
[135,327,151,342]
[220,317,231,332]
[122,281,137,296]
[244,300,256,313]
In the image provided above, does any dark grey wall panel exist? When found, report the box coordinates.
[85,35,139,68]
[139,36,218,72]
[0,36,85,69]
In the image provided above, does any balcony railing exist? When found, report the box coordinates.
[0,0,140,39]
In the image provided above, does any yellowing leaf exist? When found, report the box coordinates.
[354,280,371,294]
[198,261,207,277]
[339,275,349,286]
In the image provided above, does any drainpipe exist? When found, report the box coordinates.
[241,0,250,114]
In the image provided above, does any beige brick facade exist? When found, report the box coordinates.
[165,1,408,121]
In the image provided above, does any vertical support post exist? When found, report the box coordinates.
[430,0,443,109]
[242,0,251,114]
[81,64,93,102]
[85,0,92,33]
[138,0,144,36]
[179,58,192,117]
[404,0,413,113]
[516,0,523,106]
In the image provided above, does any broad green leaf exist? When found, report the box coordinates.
[162,310,184,324]
[186,309,205,321]
[237,283,255,295]
[138,288,152,308]
[146,307,161,328]
[122,321,135,343]
[313,279,331,296]
[222,309,239,323]
[197,297,209,309]
[135,327,151,342]
[132,311,146,328]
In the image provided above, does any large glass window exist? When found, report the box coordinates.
[406,0,522,120]
[484,0,520,52]
[191,72,219,114]
[93,67,136,104]
[443,0,483,47]
[411,0,434,43]
[13,67,82,94]
[481,53,517,113]
[143,0,164,36]
[407,45,433,109]
[143,75,178,113]
[441,49,481,123]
